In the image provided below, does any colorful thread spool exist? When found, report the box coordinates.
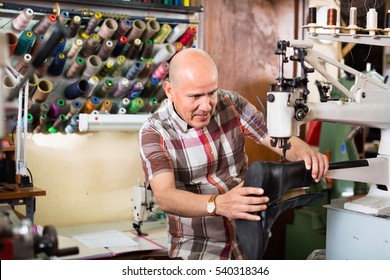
[14,30,35,55]
[64,79,90,100]
[48,53,67,76]
[12,8,34,32]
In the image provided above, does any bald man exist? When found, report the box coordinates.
[139,48,328,260]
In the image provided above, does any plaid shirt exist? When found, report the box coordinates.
[139,89,268,259]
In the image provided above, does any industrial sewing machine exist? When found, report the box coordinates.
[266,36,390,259]
[267,38,390,215]
[131,183,156,236]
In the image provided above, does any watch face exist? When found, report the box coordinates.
[207,202,215,213]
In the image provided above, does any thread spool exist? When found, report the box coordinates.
[66,101,82,118]
[96,78,115,98]
[178,26,196,47]
[119,97,130,110]
[51,37,66,57]
[97,39,114,61]
[141,20,160,42]
[117,107,127,114]
[137,59,154,79]
[384,10,390,35]
[33,14,57,35]
[3,75,16,101]
[112,77,130,98]
[307,7,317,25]
[5,32,18,56]
[40,102,50,114]
[67,38,84,59]
[86,76,100,97]
[97,59,115,79]
[97,18,118,40]
[34,58,48,78]
[152,62,169,81]
[142,97,159,113]
[33,114,47,133]
[141,76,159,97]
[99,99,113,113]
[127,81,144,99]
[166,24,187,44]
[14,30,35,55]
[127,20,146,43]
[65,115,80,134]
[111,55,127,77]
[84,12,102,35]
[326,8,337,26]
[83,96,100,113]
[82,55,102,79]
[32,79,53,103]
[80,33,101,57]
[139,39,154,60]
[113,19,132,39]
[12,8,34,32]
[152,23,172,44]
[28,74,39,95]
[64,79,90,99]
[128,97,144,113]
[15,53,32,75]
[153,43,176,65]
[125,61,144,80]
[112,36,128,57]
[48,53,67,76]
[126,38,142,59]
[30,34,45,57]
[48,114,68,133]
[47,98,66,119]
[173,42,183,53]
[366,8,379,35]
[59,11,70,25]
[68,16,82,38]
[66,56,85,78]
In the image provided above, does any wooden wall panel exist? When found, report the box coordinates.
[203,0,298,164]
[202,0,300,260]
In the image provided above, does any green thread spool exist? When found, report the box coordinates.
[15,30,36,55]
[127,97,144,114]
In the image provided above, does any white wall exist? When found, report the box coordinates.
[19,132,144,227]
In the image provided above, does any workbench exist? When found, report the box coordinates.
[0,184,46,224]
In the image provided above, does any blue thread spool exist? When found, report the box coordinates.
[64,79,90,100]
[125,61,143,80]
[14,30,36,55]
[48,53,67,76]
[51,37,66,57]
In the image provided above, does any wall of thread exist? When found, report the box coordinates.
[1,0,203,134]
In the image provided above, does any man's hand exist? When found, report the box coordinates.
[215,181,269,221]
[299,149,329,182]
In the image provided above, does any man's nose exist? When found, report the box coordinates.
[198,95,212,111]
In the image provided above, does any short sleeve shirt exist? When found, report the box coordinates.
[139,89,267,259]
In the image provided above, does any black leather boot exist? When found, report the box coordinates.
[235,160,324,260]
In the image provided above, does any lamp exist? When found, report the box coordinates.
[78,113,150,132]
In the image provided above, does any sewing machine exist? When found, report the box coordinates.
[267,38,390,215]
[131,183,156,236]
[266,37,390,259]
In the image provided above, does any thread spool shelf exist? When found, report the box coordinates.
[46,0,204,14]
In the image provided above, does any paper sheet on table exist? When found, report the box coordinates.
[72,230,139,248]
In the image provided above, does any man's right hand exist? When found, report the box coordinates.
[215,181,269,221]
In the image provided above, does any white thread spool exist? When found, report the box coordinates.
[153,43,176,65]
[366,8,378,35]
[166,24,188,44]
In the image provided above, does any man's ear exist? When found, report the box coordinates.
[163,80,174,102]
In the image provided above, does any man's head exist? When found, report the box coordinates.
[163,48,219,129]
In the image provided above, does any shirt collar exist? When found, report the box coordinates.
[166,100,192,133]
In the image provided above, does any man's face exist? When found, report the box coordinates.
[165,81,219,129]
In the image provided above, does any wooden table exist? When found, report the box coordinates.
[0,184,46,224]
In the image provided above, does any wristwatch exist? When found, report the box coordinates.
[207,194,218,216]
